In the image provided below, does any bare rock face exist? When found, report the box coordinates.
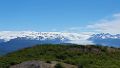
[10,61,53,68]
[10,60,77,68]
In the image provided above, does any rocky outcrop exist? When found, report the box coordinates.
[10,61,77,68]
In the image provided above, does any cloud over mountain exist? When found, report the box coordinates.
[87,13,120,34]
[66,13,120,34]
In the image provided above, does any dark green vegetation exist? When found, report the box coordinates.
[54,63,65,68]
[0,44,120,68]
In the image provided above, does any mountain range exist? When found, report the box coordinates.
[0,31,120,55]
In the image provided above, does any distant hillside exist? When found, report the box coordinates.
[0,44,120,68]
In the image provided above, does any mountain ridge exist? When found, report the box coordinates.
[0,31,120,55]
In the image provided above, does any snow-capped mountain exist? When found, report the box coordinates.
[90,33,120,39]
[0,31,92,55]
[0,31,120,55]
[89,33,120,47]
[0,31,91,42]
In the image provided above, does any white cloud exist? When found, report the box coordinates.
[68,40,94,45]
[86,13,120,34]
[62,13,120,34]
[68,34,94,45]
[113,13,120,17]
[56,13,120,45]
[61,29,95,45]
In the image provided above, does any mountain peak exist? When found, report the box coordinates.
[0,31,91,42]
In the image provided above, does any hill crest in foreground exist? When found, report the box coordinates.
[0,44,120,68]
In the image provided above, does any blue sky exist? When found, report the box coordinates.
[0,0,120,33]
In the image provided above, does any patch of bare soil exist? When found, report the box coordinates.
[10,60,77,68]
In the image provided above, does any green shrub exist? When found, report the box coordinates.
[46,60,51,63]
[77,64,84,68]
[54,63,64,68]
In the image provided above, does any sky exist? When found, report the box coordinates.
[0,0,120,33]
